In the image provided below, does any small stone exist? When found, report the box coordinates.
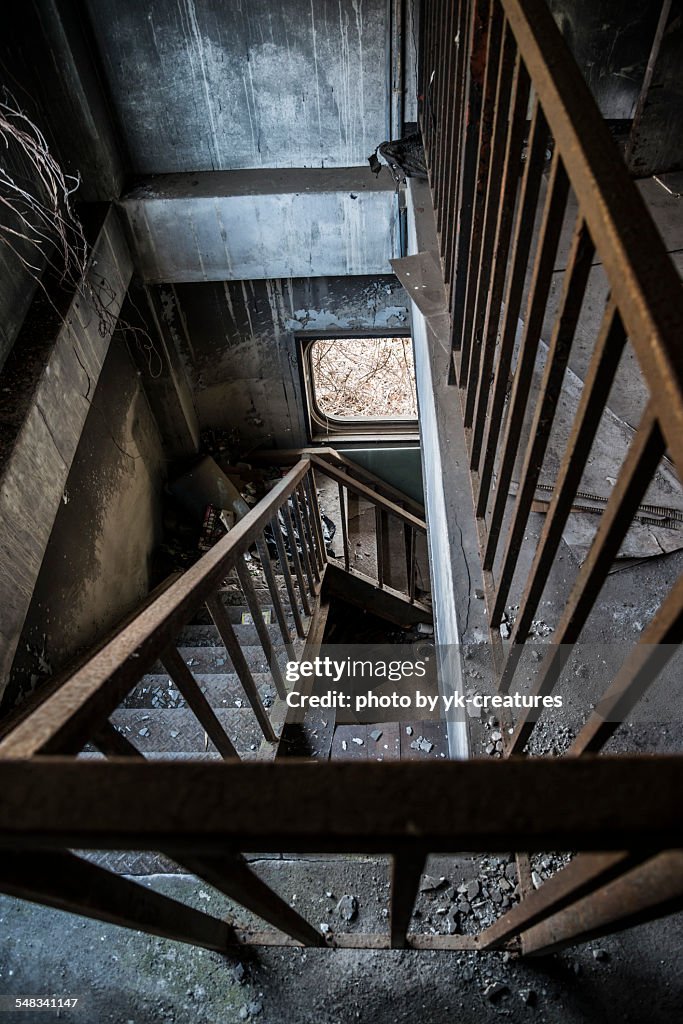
[419,875,448,893]
[485,742,495,755]
[138,727,150,738]
[592,947,609,962]
[351,737,364,746]
[320,922,331,934]
[490,730,502,742]
[233,963,247,985]
[369,729,383,742]
[519,988,537,1006]
[406,726,413,736]
[499,620,511,640]
[247,1002,263,1018]
[337,894,359,922]
[466,879,480,901]
[342,740,348,751]
[170,729,179,739]
[532,871,543,889]
[484,982,509,1002]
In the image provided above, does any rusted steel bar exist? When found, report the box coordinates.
[375,505,385,588]
[436,0,457,238]
[93,720,144,759]
[508,403,665,753]
[0,850,234,952]
[179,853,325,947]
[490,219,595,625]
[0,461,311,759]
[161,646,240,758]
[254,535,296,661]
[570,573,683,755]
[303,471,327,571]
[473,98,546,489]
[479,852,644,949]
[206,595,278,743]
[291,488,317,594]
[459,1,505,381]
[432,0,448,214]
[520,850,683,956]
[469,56,531,454]
[408,527,417,603]
[280,502,312,616]
[309,457,427,533]
[0,757,681,854]
[233,559,288,702]
[390,852,426,948]
[503,303,626,656]
[270,514,305,639]
[444,0,471,283]
[464,26,519,428]
[338,483,351,572]
[295,482,321,584]
[481,153,569,566]
[449,0,491,340]
[500,0,683,482]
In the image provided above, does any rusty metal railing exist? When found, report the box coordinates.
[420,0,683,753]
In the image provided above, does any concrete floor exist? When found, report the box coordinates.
[1,866,681,1024]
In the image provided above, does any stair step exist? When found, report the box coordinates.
[110,707,274,755]
[148,645,288,676]
[176,620,307,647]
[124,672,277,709]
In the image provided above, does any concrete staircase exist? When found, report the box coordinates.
[108,589,304,763]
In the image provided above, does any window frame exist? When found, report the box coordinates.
[297,330,420,443]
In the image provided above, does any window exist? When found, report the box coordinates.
[301,335,419,440]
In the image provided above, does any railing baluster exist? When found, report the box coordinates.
[281,502,312,617]
[292,487,317,592]
[474,99,548,490]
[93,720,145,759]
[338,483,350,571]
[375,505,385,588]
[464,24,519,427]
[508,403,665,754]
[478,852,647,949]
[295,482,321,585]
[570,573,683,755]
[0,850,234,952]
[519,851,683,957]
[161,645,240,758]
[408,527,417,603]
[469,55,531,453]
[303,471,327,570]
[490,218,595,625]
[505,303,625,652]
[270,513,306,638]
[481,151,569,568]
[235,557,288,701]
[206,595,278,743]
[458,1,505,379]
[179,852,325,947]
[255,535,296,661]
[389,852,425,948]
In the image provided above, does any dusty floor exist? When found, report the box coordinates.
[0,863,681,1024]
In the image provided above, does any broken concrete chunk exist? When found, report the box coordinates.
[369,729,383,742]
[465,879,480,901]
[336,894,359,922]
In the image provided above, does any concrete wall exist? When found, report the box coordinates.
[84,0,391,173]
[5,337,166,712]
[159,274,410,450]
